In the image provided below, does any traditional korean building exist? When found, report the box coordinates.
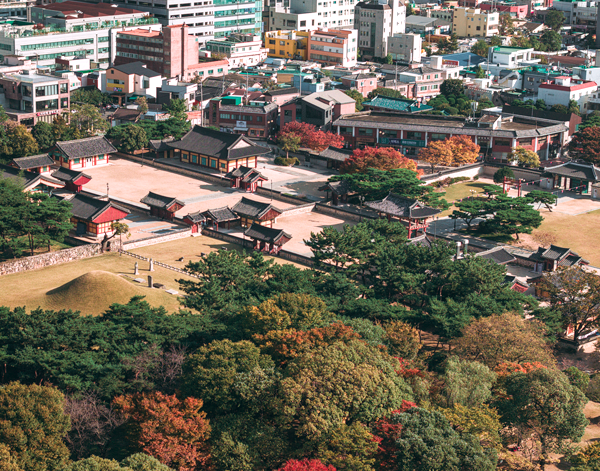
[167,126,271,172]
[51,167,92,193]
[149,138,175,159]
[140,192,185,221]
[543,161,600,195]
[232,197,283,228]
[319,179,353,206]
[225,166,268,192]
[201,206,239,230]
[365,192,441,239]
[182,211,206,233]
[528,245,589,272]
[9,154,55,174]
[51,137,117,170]
[315,146,353,170]
[475,246,517,265]
[56,193,130,238]
[0,164,63,193]
[244,223,291,255]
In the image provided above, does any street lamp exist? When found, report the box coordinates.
[359,195,365,222]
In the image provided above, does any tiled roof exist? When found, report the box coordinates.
[59,193,129,221]
[55,137,117,160]
[183,211,206,223]
[544,162,600,182]
[407,233,433,248]
[264,87,298,96]
[149,138,175,153]
[232,197,282,219]
[320,179,353,196]
[365,193,441,219]
[201,206,238,222]
[225,166,267,183]
[140,191,185,210]
[112,108,142,122]
[244,223,291,244]
[167,126,270,161]
[0,163,41,188]
[11,154,54,170]
[319,146,353,162]
[51,167,92,183]
[112,61,162,77]
[476,247,517,265]
[362,95,433,113]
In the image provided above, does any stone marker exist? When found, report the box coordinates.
[133,278,144,283]
[166,289,179,295]
[148,275,153,288]
[134,262,139,275]
[149,258,154,271]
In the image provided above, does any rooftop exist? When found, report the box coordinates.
[117,28,162,38]
[111,62,162,78]
[4,73,65,84]
[140,191,185,210]
[10,154,54,170]
[35,1,145,18]
[232,197,282,219]
[59,193,129,222]
[244,223,291,244]
[362,95,433,113]
[54,136,117,160]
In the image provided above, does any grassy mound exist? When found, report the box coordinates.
[46,270,145,315]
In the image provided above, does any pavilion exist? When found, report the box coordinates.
[140,192,185,221]
[225,166,268,193]
[201,206,239,230]
[365,192,441,239]
[244,223,291,254]
[528,244,589,272]
[51,167,92,193]
[232,197,283,228]
[319,179,353,206]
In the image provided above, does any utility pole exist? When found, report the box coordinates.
[200,79,204,127]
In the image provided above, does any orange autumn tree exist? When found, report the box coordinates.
[113,392,211,471]
[340,146,420,174]
[277,122,344,152]
[419,135,480,173]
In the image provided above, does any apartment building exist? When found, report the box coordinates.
[205,33,267,67]
[269,0,358,32]
[553,0,597,29]
[388,33,422,63]
[213,0,262,39]
[0,3,160,68]
[209,95,279,138]
[451,7,499,37]
[0,72,69,127]
[537,76,598,114]
[264,30,309,60]
[355,0,406,60]
[115,24,200,79]
[478,1,529,18]
[308,28,358,67]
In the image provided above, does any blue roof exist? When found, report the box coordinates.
[439,52,486,68]
[362,95,433,113]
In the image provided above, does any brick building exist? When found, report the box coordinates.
[280,89,355,130]
[115,24,204,80]
[209,95,279,139]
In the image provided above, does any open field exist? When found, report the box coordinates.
[436,180,492,217]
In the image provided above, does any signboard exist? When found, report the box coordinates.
[36,110,60,117]
[236,120,247,128]
[380,137,426,147]
[442,59,459,67]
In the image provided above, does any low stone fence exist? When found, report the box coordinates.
[122,228,192,250]
[201,227,253,249]
[255,187,312,205]
[421,162,485,183]
[278,250,314,267]
[314,203,376,222]
[0,243,102,276]
[481,163,544,182]
[279,203,316,218]
[120,249,200,278]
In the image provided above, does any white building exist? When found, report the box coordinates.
[270,0,357,32]
[388,33,422,63]
[355,0,406,59]
[205,33,267,67]
[160,78,197,110]
[537,76,598,114]
[487,45,535,67]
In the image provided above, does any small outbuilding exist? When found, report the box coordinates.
[51,136,117,170]
[244,223,291,254]
[10,154,55,173]
[232,197,283,228]
[201,206,239,230]
[225,166,268,192]
[57,193,130,238]
[140,191,185,221]
[51,167,92,192]
[182,211,206,233]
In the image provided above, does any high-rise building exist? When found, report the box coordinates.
[355,0,405,60]
[213,0,263,39]
[269,0,357,32]
[307,29,358,67]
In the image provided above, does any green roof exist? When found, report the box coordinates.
[492,46,532,53]
[362,95,433,113]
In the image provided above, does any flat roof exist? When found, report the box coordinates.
[5,73,64,83]
[117,28,162,38]
[35,1,145,17]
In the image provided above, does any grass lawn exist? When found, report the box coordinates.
[530,207,600,266]
[0,235,307,316]
[436,181,490,217]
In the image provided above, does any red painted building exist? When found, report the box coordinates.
[141,192,185,221]
[232,197,283,228]
[9,154,55,174]
[51,137,117,170]
[51,167,92,192]
[340,74,378,98]
[57,193,130,238]
[479,2,528,18]
[225,166,268,192]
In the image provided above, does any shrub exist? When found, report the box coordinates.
[493,166,515,183]
[450,176,471,184]
[564,366,590,393]
[586,373,600,401]
[275,156,300,166]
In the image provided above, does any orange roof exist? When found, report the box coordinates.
[188,59,229,70]
[117,28,161,38]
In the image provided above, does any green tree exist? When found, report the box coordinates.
[580,112,600,130]
[450,198,493,229]
[70,104,109,136]
[31,192,73,253]
[545,10,566,31]
[31,121,56,151]
[551,104,569,114]
[180,339,275,415]
[0,444,22,471]
[509,146,540,168]
[439,404,503,452]
[6,124,39,159]
[135,96,148,114]
[479,197,543,240]
[440,79,465,98]
[499,13,514,35]
[317,423,378,471]
[474,65,486,78]
[492,166,515,183]
[452,312,555,369]
[278,133,301,158]
[0,382,71,471]
[526,190,557,211]
[71,89,111,106]
[366,87,407,100]
[345,89,365,111]
[495,368,588,467]
[471,40,489,58]
[112,124,148,153]
[569,99,582,116]
[440,357,497,408]
[165,98,188,120]
[540,30,563,51]
[374,407,497,471]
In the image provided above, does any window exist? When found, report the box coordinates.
[210,159,217,168]
[73,158,81,164]
[406,131,421,139]
[191,154,198,163]
[494,138,511,146]
[430,133,446,141]
[201,156,207,166]
[358,128,373,136]
[220,113,231,119]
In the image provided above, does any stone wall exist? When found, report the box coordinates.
[122,229,193,250]
[481,163,543,182]
[201,228,253,249]
[421,163,485,183]
[314,203,376,222]
[279,203,316,218]
[0,244,102,276]
[255,187,312,205]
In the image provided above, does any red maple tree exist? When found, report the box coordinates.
[276,458,336,471]
[340,146,420,174]
[371,401,418,471]
[277,121,344,152]
[113,391,211,471]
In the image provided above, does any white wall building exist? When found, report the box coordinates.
[205,33,267,67]
[355,0,406,59]
[388,32,422,62]
[270,0,357,32]
[537,76,598,113]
